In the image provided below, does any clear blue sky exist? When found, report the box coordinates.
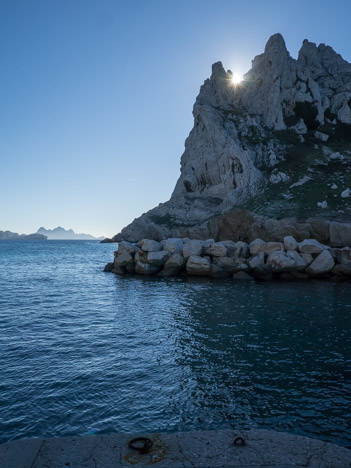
[1,0,350,237]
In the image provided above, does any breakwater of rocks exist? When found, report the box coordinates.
[104,237,351,280]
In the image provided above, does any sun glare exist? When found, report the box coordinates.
[231,73,242,85]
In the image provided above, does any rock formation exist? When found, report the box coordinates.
[112,34,351,243]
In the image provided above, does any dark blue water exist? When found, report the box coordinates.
[0,241,350,448]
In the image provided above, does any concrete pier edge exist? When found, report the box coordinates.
[1,429,351,467]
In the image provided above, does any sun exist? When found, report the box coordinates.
[231,73,242,85]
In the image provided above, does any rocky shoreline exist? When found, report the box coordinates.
[104,236,351,281]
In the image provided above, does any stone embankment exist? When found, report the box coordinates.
[104,236,351,280]
[1,430,351,467]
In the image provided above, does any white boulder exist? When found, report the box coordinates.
[183,240,203,259]
[301,253,313,265]
[261,242,284,254]
[249,239,266,255]
[306,250,335,275]
[115,251,134,268]
[284,236,298,251]
[298,239,326,254]
[186,255,211,275]
[139,239,162,252]
[147,250,170,266]
[207,242,227,257]
[164,253,186,270]
[248,253,265,269]
[213,256,237,272]
[266,251,297,272]
[163,238,183,254]
[286,250,307,270]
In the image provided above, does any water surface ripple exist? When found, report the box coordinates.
[0,241,350,447]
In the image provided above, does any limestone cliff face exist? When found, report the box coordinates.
[114,34,351,242]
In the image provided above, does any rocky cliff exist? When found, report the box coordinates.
[113,34,351,243]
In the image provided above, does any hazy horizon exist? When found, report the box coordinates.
[1,0,351,238]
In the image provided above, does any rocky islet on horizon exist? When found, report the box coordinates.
[0,230,47,240]
[106,33,351,244]
[36,227,104,240]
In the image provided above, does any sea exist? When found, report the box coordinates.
[0,240,350,448]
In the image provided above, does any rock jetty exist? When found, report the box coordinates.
[105,236,351,280]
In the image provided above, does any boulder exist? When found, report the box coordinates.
[284,236,298,251]
[233,261,251,273]
[298,239,326,254]
[267,251,297,272]
[232,271,253,281]
[164,253,186,270]
[332,262,351,276]
[163,238,183,254]
[118,241,139,256]
[135,261,160,275]
[247,253,265,269]
[306,250,335,276]
[202,239,216,255]
[329,222,351,247]
[111,265,125,275]
[186,255,211,275]
[134,251,147,263]
[125,263,135,274]
[307,219,330,245]
[261,242,284,254]
[207,242,228,257]
[286,250,307,270]
[139,239,162,252]
[115,251,134,268]
[147,250,170,266]
[213,256,237,273]
[252,264,273,280]
[221,240,236,256]
[232,241,249,259]
[334,247,351,264]
[249,239,266,255]
[103,262,114,272]
[183,240,203,259]
[301,253,313,265]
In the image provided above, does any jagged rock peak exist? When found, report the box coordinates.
[264,32,288,53]
[113,34,351,243]
[211,61,227,78]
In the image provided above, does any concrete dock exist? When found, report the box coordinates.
[1,429,350,467]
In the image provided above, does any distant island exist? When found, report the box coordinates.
[0,231,47,240]
[36,227,105,240]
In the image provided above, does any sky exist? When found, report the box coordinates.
[1,0,351,238]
